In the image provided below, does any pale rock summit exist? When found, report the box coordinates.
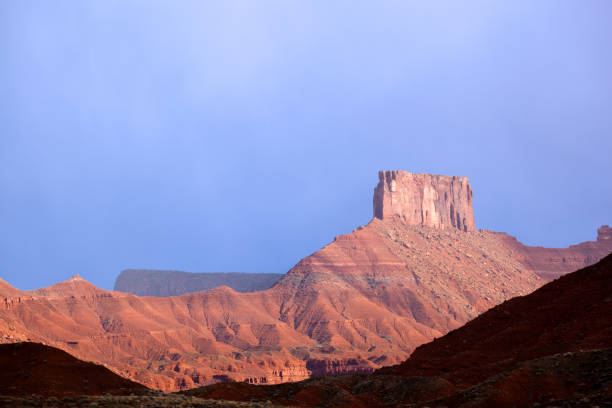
[373,170,476,231]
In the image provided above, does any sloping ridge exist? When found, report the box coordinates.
[0,278,22,297]
[0,342,147,397]
[385,251,612,385]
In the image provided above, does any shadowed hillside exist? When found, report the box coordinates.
[0,342,147,397]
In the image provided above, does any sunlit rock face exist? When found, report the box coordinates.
[373,171,475,232]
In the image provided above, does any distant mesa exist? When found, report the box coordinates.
[373,171,476,231]
[114,270,283,297]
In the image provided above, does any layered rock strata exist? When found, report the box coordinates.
[373,171,475,231]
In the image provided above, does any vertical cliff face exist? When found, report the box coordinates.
[373,170,476,232]
[598,225,612,241]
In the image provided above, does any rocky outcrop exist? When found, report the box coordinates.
[599,225,612,241]
[114,270,283,297]
[373,171,475,231]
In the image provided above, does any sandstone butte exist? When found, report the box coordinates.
[0,171,610,392]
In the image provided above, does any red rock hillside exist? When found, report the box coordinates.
[0,171,610,391]
[186,252,612,408]
[0,278,22,298]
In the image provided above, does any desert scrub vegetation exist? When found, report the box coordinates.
[0,394,284,408]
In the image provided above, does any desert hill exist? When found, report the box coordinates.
[0,171,610,391]
[26,274,108,297]
[0,342,147,397]
[186,252,612,407]
[114,270,283,296]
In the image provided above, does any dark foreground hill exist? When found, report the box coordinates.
[0,342,147,397]
[0,342,279,407]
[383,248,612,386]
[185,253,612,407]
[114,269,283,296]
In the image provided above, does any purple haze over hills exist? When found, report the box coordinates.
[1,1,611,290]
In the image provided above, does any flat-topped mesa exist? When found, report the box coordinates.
[373,170,476,232]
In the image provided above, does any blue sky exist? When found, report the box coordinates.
[1,1,611,290]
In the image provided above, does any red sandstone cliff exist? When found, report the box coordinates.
[373,171,475,232]
[0,171,610,391]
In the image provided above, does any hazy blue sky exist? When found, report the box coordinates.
[1,1,611,290]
